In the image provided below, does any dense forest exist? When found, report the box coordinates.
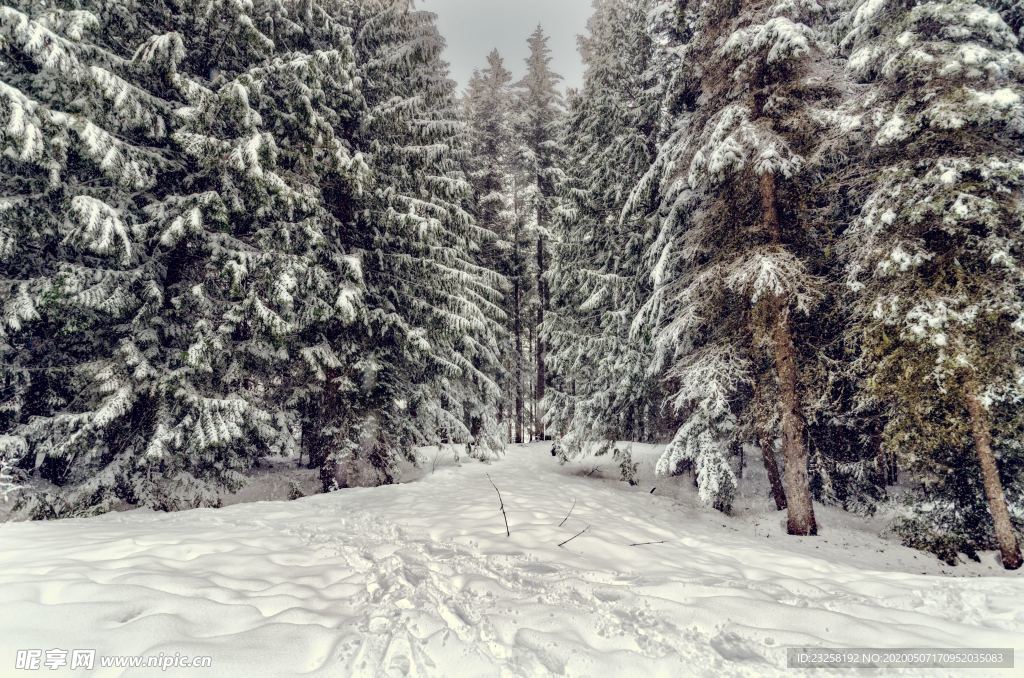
[2,0,1023,570]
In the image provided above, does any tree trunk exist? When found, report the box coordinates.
[759,171,816,536]
[536,234,548,440]
[872,424,897,486]
[773,310,817,535]
[965,377,1023,570]
[756,424,788,511]
[513,276,524,445]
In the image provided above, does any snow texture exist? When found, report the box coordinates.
[1,443,1021,677]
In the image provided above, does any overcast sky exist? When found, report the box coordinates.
[421,0,593,93]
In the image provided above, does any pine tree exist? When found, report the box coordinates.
[1,0,505,513]
[641,0,846,526]
[513,25,564,442]
[545,0,665,468]
[1,0,202,514]
[346,0,505,472]
[463,49,521,443]
[841,0,1024,569]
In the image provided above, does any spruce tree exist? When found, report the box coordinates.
[463,49,520,443]
[513,25,564,442]
[642,0,846,527]
[347,0,505,470]
[2,0,504,513]
[841,0,1024,569]
[545,0,664,466]
[1,0,204,514]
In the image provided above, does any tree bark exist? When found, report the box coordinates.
[753,382,788,511]
[964,376,1022,570]
[773,309,817,535]
[513,275,524,444]
[759,171,817,536]
[756,423,788,511]
[535,234,548,440]
[872,424,897,486]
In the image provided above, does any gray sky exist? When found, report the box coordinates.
[421,0,593,93]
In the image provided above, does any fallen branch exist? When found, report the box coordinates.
[558,525,589,548]
[486,473,510,537]
[629,540,667,547]
[558,498,576,527]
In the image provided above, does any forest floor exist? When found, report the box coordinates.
[1,443,1022,677]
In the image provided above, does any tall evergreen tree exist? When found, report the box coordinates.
[642,0,846,528]
[545,0,665,464]
[0,0,374,513]
[513,25,564,441]
[463,49,521,443]
[346,0,505,472]
[840,0,1024,569]
[1,0,506,514]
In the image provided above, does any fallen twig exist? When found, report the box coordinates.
[558,498,576,527]
[629,540,667,547]
[558,525,589,548]
[486,473,510,537]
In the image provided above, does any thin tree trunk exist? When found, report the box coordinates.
[514,276,524,444]
[759,171,817,536]
[753,381,788,511]
[965,376,1023,570]
[536,234,548,440]
[756,422,788,511]
[872,424,898,486]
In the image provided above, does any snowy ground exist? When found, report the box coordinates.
[1,443,1022,677]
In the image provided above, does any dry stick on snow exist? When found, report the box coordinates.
[558,498,576,527]
[629,540,668,547]
[431,450,441,474]
[558,525,589,548]
[486,474,510,537]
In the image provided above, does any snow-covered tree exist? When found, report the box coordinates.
[0,1,204,514]
[463,49,522,443]
[512,25,564,441]
[841,0,1024,569]
[346,0,506,472]
[2,0,504,515]
[640,0,846,526]
[545,0,666,469]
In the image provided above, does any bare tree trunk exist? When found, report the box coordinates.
[872,424,898,486]
[514,276,524,444]
[965,376,1022,570]
[753,382,788,511]
[773,309,817,535]
[536,235,548,440]
[759,171,817,536]
[756,422,788,511]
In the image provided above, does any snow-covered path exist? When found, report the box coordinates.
[1,444,1022,677]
